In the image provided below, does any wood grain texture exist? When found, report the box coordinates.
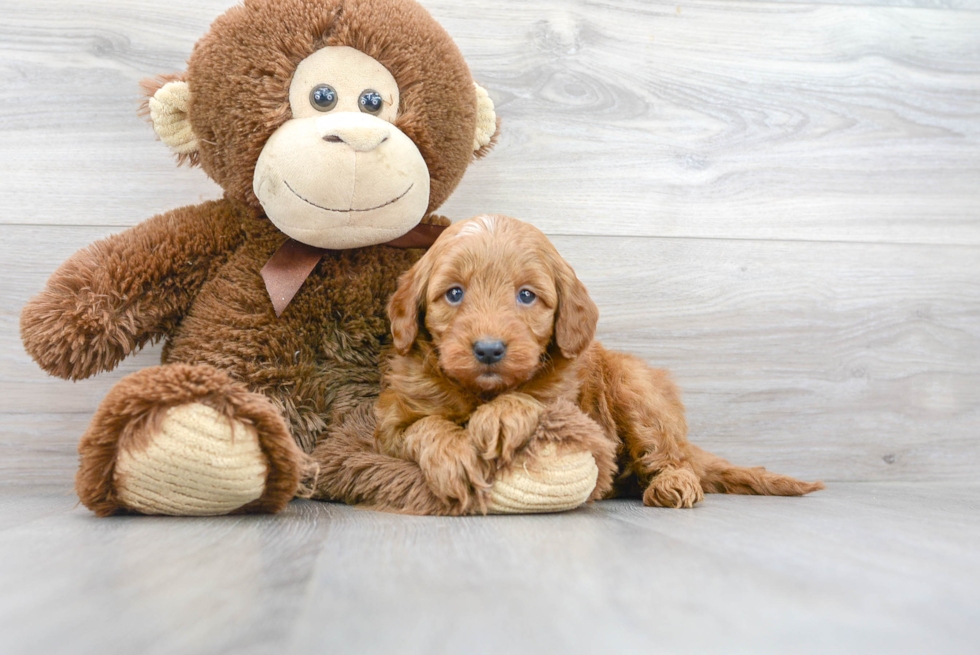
[749,0,980,8]
[0,485,978,654]
[1,1,980,244]
[3,226,978,484]
[439,0,980,244]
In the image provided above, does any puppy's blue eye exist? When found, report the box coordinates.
[310,84,338,111]
[517,289,537,305]
[445,287,464,304]
[359,89,384,114]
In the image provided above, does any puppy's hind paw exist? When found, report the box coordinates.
[643,468,704,509]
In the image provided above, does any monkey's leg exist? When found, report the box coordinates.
[486,399,618,514]
[311,399,614,515]
[76,364,311,516]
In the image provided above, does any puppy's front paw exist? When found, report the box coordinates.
[643,468,704,509]
[468,393,545,465]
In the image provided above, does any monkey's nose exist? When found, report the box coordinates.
[473,340,507,365]
[316,115,390,152]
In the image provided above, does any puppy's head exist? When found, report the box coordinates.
[388,214,598,393]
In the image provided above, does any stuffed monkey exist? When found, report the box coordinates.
[20,0,600,516]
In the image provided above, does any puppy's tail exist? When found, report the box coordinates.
[683,443,825,496]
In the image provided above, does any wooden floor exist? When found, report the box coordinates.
[1,483,978,654]
[2,0,979,652]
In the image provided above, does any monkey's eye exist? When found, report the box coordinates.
[517,289,537,305]
[310,85,338,111]
[445,287,464,305]
[358,89,384,114]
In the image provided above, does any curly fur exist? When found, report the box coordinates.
[375,215,825,510]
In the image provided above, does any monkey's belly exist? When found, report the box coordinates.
[160,241,423,449]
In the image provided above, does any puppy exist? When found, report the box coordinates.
[374,214,824,512]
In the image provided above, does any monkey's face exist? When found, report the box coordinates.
[252,46,431,249]
[146,0,499,245]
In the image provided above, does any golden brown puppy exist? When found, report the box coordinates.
[375,214,824,512]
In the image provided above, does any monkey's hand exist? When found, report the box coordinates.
[20,201,242,380]
[21,251,140,381]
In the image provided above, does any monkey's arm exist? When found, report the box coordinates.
[20,199,245,381]
[323,392,606,515]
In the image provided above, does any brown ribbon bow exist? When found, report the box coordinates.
[260,223,447,317]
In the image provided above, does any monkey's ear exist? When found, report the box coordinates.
[139,74,200,164]
[388,260,430,355]
[553,257,599,359]
[472,83,499,159]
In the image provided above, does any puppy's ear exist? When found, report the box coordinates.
[553,257,599,358]
[388,260,430,355]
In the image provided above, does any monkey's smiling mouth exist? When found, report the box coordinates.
[284,180,413,213]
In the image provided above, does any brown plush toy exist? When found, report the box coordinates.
[19,0,600,517]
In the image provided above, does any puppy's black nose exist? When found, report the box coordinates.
[473,340,507,365]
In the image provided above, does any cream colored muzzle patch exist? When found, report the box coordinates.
[253,112,430,250]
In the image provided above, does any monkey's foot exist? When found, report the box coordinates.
[484,398,617,514]
[113,403,268,515]
[77,364,309,517]
[487,444,598,514]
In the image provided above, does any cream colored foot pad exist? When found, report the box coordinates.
[114,403,268,516]
[487,445,598,514]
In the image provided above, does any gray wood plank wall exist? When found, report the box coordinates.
[1,0,978,487]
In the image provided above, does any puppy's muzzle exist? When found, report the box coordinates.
[473,339,507,365]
